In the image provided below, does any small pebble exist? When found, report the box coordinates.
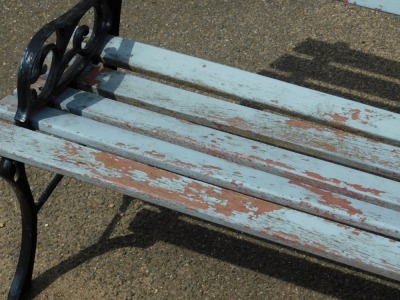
[0,222,5,228]
[108,203,115,208]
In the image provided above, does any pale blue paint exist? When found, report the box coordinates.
[100,37,400,145]
[346,0,400,15]
[0,120,400,281]
[77,66,400,179]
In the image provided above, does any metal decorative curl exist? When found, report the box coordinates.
[15,0,121,127]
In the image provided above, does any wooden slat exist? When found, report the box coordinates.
[98,36,400,145]
[342,0,400,15]
[0,119,400,281]
[30,90,399,212]
[1,96,400,238]
[77,66,400,180]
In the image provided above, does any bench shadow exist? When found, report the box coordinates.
[258,38,400,112]
[28,195,400,299]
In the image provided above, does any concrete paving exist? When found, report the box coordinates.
[1,0,400,299]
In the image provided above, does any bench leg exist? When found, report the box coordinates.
[1,158,37,300]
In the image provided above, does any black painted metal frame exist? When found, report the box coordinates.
[1,1,122,299]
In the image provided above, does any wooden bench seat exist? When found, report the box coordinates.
[1,90,400,281]
[0,0,399,298]
[1,33,400,276]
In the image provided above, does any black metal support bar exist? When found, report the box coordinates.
[0,158,37,300]
[108,0,122,36]
[35,174,64,212]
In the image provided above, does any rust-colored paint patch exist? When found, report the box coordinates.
[289,180,363,216]
[183,181,282,218]
[175,160,197,169]
[65,142,81,156]
[273,231,301,244]
[304,241,330,253]
[94,152,136,173]
[309,140,338,152]
[82,66,111,87]
[230,179,244,188]
[248,155,295,171]
[93,151,180,182]
[348,184,383,196]
[202,164,223,171]
[212,122,224,129]
[91,151,282,221]
[144,150,166,159]
[305,171,384,197]
[305,171,330,182]
[324,113,349,123]
[350,109,361,121]
[285,119,327,132]
[226,117,246,128]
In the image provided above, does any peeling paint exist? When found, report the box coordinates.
[174,160,197,169]
[350,109,361,121]
[248,155,295,171]
[226,117,246,127]
[65,142,81,156]
[304,171,384,196]
[144,150,166,159]
[81,66,110,87]
[324,113,349,123]
[202,164,223,171]
[289,180,363,216]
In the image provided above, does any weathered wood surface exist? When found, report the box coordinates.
[1,95,400,238]
[23,90,399,212]
[77,65,400,180]
[0,119,400,281]
[343,0,400,15]
[8,90,400,212]
[98,36,400,145]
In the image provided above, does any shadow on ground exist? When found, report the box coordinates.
[27,195,400,299]
[259,38,400,112]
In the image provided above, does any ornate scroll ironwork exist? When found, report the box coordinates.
[15,0,121,127]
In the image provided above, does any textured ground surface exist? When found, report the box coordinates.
[1,0,400,299]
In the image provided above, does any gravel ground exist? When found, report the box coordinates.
[1,0,400,299]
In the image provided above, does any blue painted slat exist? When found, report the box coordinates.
[0,119,400,281]
[77,66,400,180]
[98,36,400,145]
[343,0,400,15]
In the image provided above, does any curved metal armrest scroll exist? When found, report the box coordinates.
[15,0,121,126]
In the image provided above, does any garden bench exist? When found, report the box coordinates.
[0,0,399,299]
